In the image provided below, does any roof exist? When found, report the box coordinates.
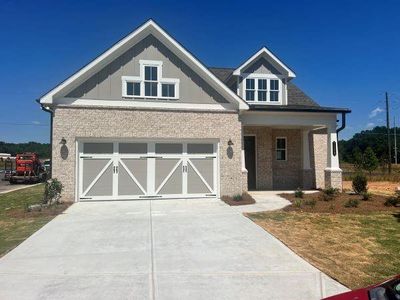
[39,19,249,110]
[232,47,296,78]
[208,67,351,112]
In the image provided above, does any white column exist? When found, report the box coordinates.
[302,129,311,170]
[326,124,341,171]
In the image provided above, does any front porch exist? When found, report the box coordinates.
[240,111,342,191]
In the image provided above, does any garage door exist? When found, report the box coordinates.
[78,141,218,201]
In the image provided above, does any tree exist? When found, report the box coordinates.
[352,147,364,170]
[363,147,379,174]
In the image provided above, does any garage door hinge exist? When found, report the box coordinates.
[80,197,92,200]
[206,194,217,197]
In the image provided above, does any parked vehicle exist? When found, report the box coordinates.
[9,153,47,184]
[2,158,14,181]
[323,274,400,300]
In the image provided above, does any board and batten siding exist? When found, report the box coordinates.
[66,35,229,105]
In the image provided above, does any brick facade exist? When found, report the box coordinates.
[52,107,243,201]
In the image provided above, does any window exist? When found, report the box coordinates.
[270,79,279,102]
[258,79,267,101]
[245,79,255,101]
[276,137,286,161]
[244,76,281,103]
[122,60,180,99]
[162,84,175,98]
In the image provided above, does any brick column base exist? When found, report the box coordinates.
[302,169,314,190]
[241,170,248,192]
[324,169,343,191]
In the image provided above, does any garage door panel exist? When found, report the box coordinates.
[158,162,183,195]
[187,163,211,194]
[82,159,111,193]
[118,162,145,196]
[120,159,147,190]
[85,163,113,197]
[155,159,181,189]
[189,158,214,189]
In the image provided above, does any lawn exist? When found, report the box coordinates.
[0,184,70,257]
[247,210,400,290]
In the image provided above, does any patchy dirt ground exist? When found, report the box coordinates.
[221,192,256,206]
[280,191,400,214]
[343,181,399,195]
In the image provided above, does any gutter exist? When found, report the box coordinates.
[36,99,53,177]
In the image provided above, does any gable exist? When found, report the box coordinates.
[39,19,248,111]
[66,35,230,105]
[242,57,281,75]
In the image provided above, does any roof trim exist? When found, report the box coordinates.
[39,19,249,110]
[248,105,351,114]
[233,47,296,78]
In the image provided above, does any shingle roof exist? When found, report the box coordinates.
[208,67,350,113]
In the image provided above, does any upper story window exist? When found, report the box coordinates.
[122,60,180,100]
[243,75,281,104]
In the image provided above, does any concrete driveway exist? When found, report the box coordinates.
[0,199,348,300]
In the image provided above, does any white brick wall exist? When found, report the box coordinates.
[52,107,243,201]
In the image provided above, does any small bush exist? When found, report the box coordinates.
[323,187,339,196]
[344,199,359,208]
[232,194,242,202]
[43,178,63,205]
[294,188,304,198]
[361,192,372,201]
[293,199,302,208]
[304,199,316,208]
[384,196,400,207]
[352,173,368,194]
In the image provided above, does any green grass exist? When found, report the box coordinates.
[0,184,68,256]
[247,211,400,289]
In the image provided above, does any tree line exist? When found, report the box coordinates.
[339,126,400,172]
[0,141,50,158]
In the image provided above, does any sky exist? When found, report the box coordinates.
[0,0,399,143]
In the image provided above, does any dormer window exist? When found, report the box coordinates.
[243,74,281,104]
[122,60,180,99]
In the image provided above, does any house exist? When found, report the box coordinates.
[38,19,350,202]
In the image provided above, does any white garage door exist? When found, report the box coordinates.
[78,141,218,201]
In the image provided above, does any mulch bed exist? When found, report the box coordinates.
[280,192,400,214]
[221,192,256,206]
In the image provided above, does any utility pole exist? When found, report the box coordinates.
[395,116,398,165]
[386,92,392,174]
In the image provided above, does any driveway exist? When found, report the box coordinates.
[0,199,348,299]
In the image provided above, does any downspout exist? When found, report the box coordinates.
[36,99,53,178]
[336,112,347,134]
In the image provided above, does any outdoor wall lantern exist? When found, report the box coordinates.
[59,138,67,145]
[227,139,234,146]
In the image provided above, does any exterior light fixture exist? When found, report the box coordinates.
[60,138,67,145]
[227,139,234,146]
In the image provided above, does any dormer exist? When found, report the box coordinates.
[232,47,296,106]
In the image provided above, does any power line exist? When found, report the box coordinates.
[0,122,49,127]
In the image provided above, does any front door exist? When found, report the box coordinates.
[244,136,256,190]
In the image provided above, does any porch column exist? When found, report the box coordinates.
[241,125,248,192]
[301,129,313,189]
[324,124,342,190]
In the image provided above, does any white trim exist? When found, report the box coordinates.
[244,134,257,189]
[233,47,296,78]
[55,97,235,111]
[243,76,282,104]
[39,20,249,110]
[275,136,287,161]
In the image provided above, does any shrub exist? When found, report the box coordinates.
[294,188,304,198]
[352,173,368,194]
[43,178,63,205]
[362,147,379,174]
[232,194,242,202]
[344,199,359,208]
[304,199,316,208]
[361,192,372,201]
[384,196,400,207]
[293,199,302,208]
[322,187,339,201]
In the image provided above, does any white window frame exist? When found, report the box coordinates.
[122,60,180,100]
[242,73,283,105]
[276,137,287,161]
